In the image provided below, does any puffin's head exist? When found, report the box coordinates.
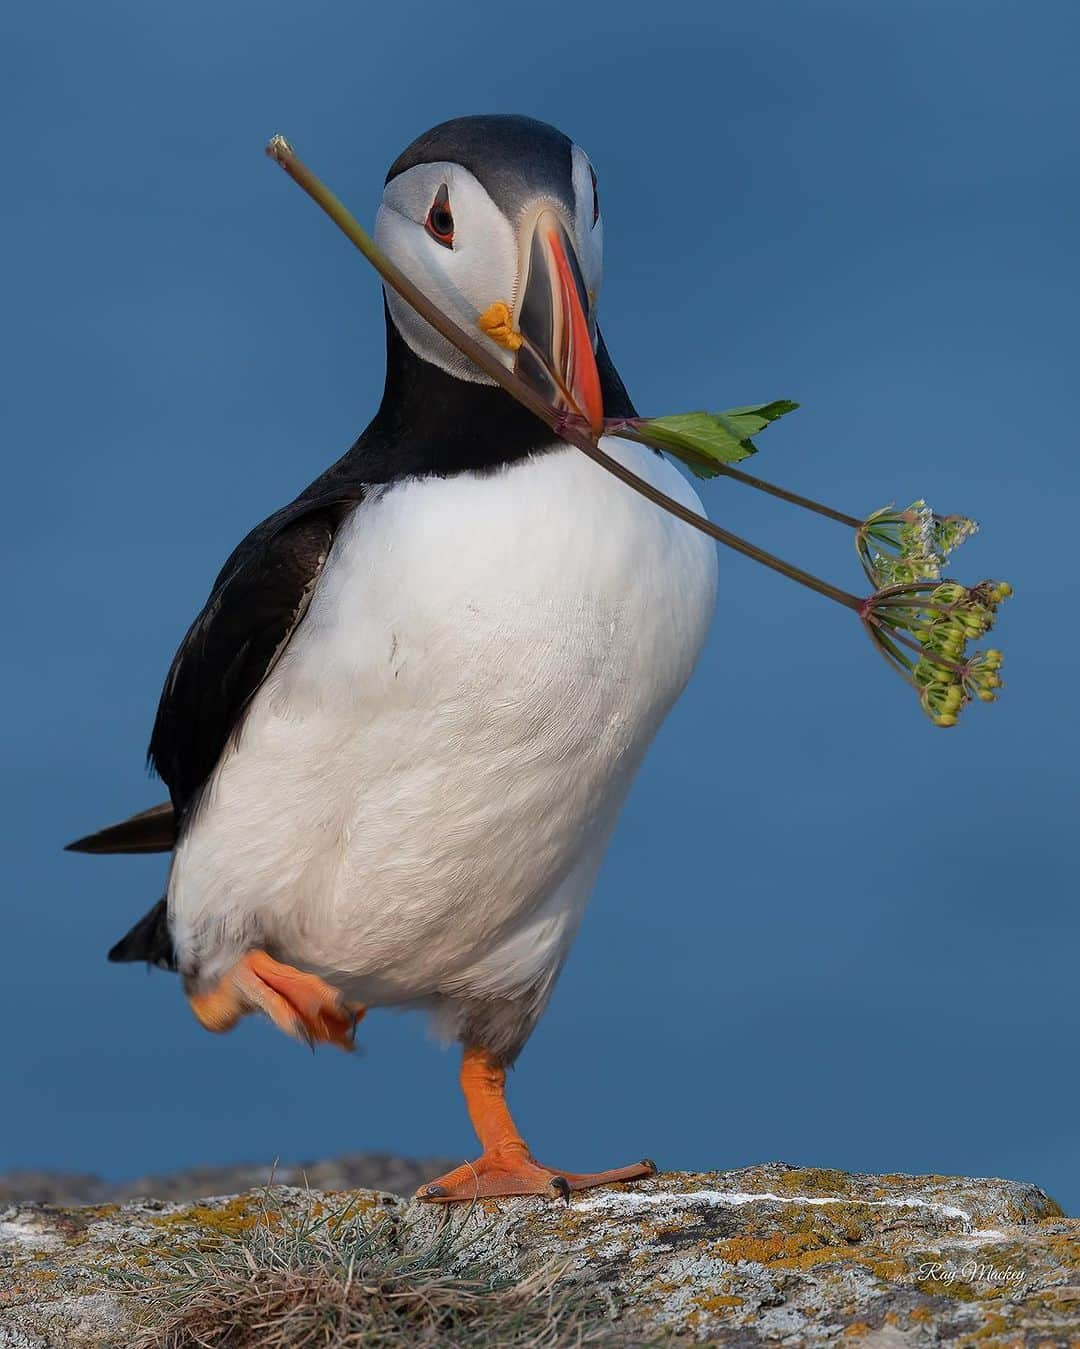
[375,114,604,434]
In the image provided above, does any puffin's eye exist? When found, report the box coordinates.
[589,164,599,227]
[425,184,454,248]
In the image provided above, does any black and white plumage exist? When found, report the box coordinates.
[70,114,717,1067]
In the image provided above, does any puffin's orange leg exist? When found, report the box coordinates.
[188,950,363,1051]
[416,1045,656,1202]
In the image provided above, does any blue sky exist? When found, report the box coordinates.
[3,0,1078,1211]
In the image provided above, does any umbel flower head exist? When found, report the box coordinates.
[862,579,1012,726]
[851,498,1009,725]
[857,500,979,588]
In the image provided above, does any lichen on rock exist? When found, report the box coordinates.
[0,1162,1075,1347]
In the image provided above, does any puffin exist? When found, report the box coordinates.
[68,114,718,1201]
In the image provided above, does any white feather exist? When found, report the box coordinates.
[168,436,717,1032]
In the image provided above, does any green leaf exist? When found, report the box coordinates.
[634,400,799,478]
[720,400,800,439]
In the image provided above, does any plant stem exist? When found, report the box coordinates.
[265,134,864,613]
[712,463,862,527]
[570,440,864,609]
[612,422,861,527]
[874,581,942,597]
[874,619,968,674]
[872,597,955,615]
[866,624,917,683]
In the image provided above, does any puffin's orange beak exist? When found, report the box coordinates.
[514,210,604,437]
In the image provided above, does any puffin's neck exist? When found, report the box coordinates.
[346,309,638,485]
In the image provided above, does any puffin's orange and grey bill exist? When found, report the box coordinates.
[514,210,603,436]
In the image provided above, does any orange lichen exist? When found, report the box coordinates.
[150,1195,280,1241]
[773,1168,852,1196]
[691,1294,743,1314]
[712,1229,919,1286]
[714,1231,824,1264]
[911,1275,977,1302]
[778,1245,884,1273]
[970,1312,1011,1340]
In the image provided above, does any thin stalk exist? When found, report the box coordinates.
[713,463,862,527]
[571,440,863,609]
[867,624,917,678]
[612,422,861,527]
[873,619,969,674]
[872,581,941,600]
[872,597,957,615]
[265,134,864,613]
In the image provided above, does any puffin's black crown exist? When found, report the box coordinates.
[386,114,577,221]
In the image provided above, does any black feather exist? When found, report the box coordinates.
[107,898,176,969]
[148,514,336,818]
[66,801,175,854]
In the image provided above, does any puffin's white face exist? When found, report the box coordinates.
[375,144,604,431]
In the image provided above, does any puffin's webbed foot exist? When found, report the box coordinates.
[188,949,363,1050]
[414,1044,656,1203]
[417,1147,656,1203]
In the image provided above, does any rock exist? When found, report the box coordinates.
[412,1164,1079,1344]
[0,1152,456,1207]
[1,1163,1076,1346]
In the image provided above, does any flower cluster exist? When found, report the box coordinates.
[857,501,979,588]
[864,580,1012,726]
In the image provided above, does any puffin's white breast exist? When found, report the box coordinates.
[168,437,717,1006]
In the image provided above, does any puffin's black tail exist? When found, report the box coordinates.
[108,898,177,970]
[65,802,176,855]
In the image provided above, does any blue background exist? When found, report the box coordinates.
[3,1,1077,1210]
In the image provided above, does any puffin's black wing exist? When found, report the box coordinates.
[65,801,175,854]
[108,897,174,968]
[149,510,336,818]
[82,502,352,968]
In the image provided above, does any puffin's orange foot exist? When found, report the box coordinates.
[188,950,363,1050]
[415,1147,656,1203]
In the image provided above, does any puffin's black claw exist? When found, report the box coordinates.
[423,1183,448,1198]
[548,1175,571,1205]
[640,1158,658,1175]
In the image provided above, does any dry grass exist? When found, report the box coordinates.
[129,1191,629,1349]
